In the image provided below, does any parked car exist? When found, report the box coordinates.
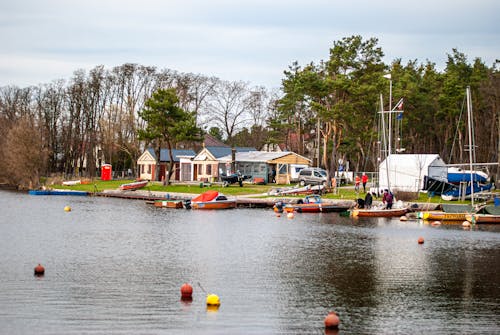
[298,167,329,186]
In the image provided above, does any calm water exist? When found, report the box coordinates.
[0,190,499,334]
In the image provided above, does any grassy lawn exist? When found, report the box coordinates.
[49,179,490,204]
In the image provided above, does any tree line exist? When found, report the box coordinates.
[0,35,498,189]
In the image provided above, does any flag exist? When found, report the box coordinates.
[393,98,404,110]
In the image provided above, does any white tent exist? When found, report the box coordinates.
[375,154,447,193]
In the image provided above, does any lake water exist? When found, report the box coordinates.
[0,190,499,334]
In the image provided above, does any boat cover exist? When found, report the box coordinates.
[192,190,219,202]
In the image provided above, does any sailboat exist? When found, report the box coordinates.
[440,86,493,201]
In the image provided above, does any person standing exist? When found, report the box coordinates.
[382,189,393,209]
[355,175,361,192]
[362,173,368,193]
[364,192,373,209]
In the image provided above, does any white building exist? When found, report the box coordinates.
[375,154,447,193]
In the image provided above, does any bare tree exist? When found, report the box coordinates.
[204,80,252,144]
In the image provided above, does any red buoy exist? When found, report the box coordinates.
[180,283,193,298]
[34,263,45,276]
[324,311,340,329]
[418,237,425,244]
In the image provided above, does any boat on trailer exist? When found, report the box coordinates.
[185,190,236,210]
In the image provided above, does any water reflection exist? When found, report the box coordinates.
[0,191,499,334]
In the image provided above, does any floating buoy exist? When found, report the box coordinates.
[400,215,408,221]
[287,212,294,219]
[462,221,471,228]
[206,294,220,306]
[324,311,340,329]
[34,263,45,276]
[180,283,193,299]
[64,206,71,212]
[418,237,425,244]
[276,213,281,218]
[431,220,441,226]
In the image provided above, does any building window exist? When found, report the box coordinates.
[147,164,152,174]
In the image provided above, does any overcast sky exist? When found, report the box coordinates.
[1,0,498,89]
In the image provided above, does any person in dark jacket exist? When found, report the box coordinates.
[364,192,373,209]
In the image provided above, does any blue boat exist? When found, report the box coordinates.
[447,168,488,184]
[28,189,88,196]
[441,182,492,201]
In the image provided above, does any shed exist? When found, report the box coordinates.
[191,146,256,182]
[218,151,311,184]
[377,154,447,193]
[137,148,195,181]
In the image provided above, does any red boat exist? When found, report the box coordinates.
[274,195,351,213]
[119,180,148,191]
[186,190,236,210]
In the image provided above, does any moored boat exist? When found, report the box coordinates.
[274,195,352,213]
[417,204,473,221]
[28,189,88,196]
[185,190,236,210]
[153,199,184,209]
[465,213,500,224]
[119,180,148,191]
[351,207,408,218]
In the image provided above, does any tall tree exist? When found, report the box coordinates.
[138,88,202,184]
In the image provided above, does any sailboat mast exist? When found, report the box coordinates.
[466,86,474,207]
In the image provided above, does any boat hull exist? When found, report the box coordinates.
[283,203,351,213]
[351,208,407,217]
[119,181,148,191]
[420,211,467,221]
[28,189,88,196]
[465,214,500,224]
[191,200,237,210]
[153,200,184,209]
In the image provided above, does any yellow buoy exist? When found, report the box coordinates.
[64,206,71,212]
[206,294,220,306]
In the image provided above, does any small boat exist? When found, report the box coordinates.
[62,180,81,186]
[119,180,148,191]
[28,189,88,196]
[274,195,351,213]
[185,190,236,210]
[465,213,500,224]
[153,199,184,209]
[417,204,473,221]
[465,205,500,224]
[351,207,408,218]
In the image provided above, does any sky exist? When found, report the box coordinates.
[1,0,498,89]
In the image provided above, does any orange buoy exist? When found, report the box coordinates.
[287,212,294,219]
[34,263,45,276]
[418,237,424,244]
[431,220,441,226]
[324,311,340,329]
[180,283,193,299]
[462,221,471,228]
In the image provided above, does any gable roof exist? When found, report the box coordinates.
[146,148,196,162]
[217,151,311,164]
[205,146,256,159]
[203,133,229,147]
